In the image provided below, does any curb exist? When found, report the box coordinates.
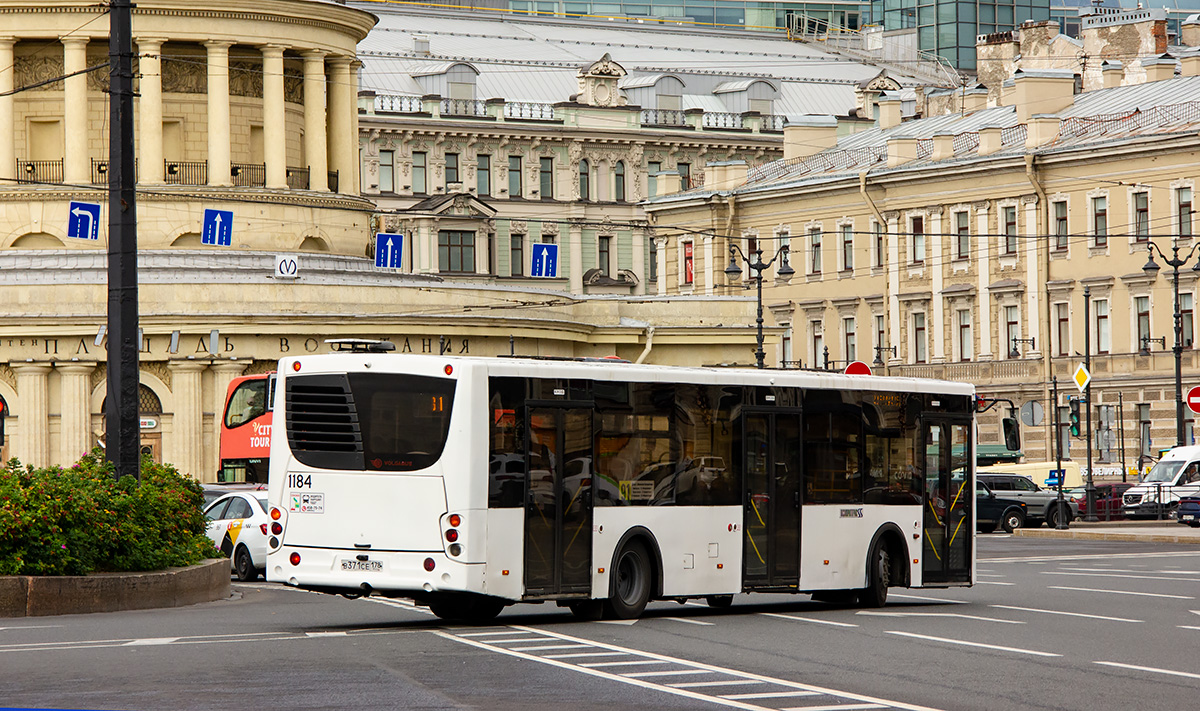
[0,559,231,618]
[1013,528,1200,544]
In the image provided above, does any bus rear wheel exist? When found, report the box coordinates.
[429,595,506,623]
[604,541,652,619]
[705,595,733,609]
[858,542,890,608]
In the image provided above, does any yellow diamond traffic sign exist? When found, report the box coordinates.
[1073,362,1091,391]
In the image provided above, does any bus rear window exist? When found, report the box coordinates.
[286,372,456,472]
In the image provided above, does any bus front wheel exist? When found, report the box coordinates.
[858,542,890,608]
[604,540,652,619]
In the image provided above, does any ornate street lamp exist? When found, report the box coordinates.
[1009,336,1035,359]
[873,345,897,367]
[725,244,794,369]
[1142,241,1200,446]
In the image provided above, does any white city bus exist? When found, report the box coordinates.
[265,349,977,622]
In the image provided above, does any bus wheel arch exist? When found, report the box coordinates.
[604,527,662,619]
[860,524,908,607]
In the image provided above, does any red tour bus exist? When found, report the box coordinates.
[219,373,274,483]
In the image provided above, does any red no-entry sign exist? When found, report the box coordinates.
[1187,386,1200,414]
[844,361,872,376]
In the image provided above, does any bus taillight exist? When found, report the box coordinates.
[445,529,458,542]
[270,508,282,520]
[292,361,302,372]
[444,364,453,375]
[271,522,282,535]
[289,552,301,566]
[448,513,461,527]
[424,557,435,571]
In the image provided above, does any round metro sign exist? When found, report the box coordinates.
[1187,385,1200,415]
[844,361,872,376]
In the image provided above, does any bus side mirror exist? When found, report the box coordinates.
[1002,417,1021,451]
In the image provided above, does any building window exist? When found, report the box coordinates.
[579,159,590,201]
[840,224,853,272]
[1183,293,1195,348]
[808,228,822,274]
[1055,302,1070,356]
[507,155,522,197]
[438,230,475,273]
[598,235,610,276]
[1134,192,1149,242]
[649,239,658,282]
[648,161,660,198]
[682,241,694,285]
[1178,187,1193,238]
[1092,196,1108,246]
[911,216,924,263]
[541,234,555,245]
[539,157,554,199]
[1136,295,1151,350]
[811,321,824,368]
[844,317,856,362]
[1003,206,1017,255]
[782,325,793,366]
[958,309,972,361]
[1005,305,1020,359]
[1138,403,1152,457]
[477,154,491,196]
[955,211,970,260]
[510,234,524,277]
[875,314,885,354]
[913,312,926,363]
[873,222,884,268]
[614,161,625,202]
[378,150,394,193]
[445,152,460,185]
[677,162,691,190]
[413,151,427,194]
[1094,298,1110,353]
[1053,201,1068,251]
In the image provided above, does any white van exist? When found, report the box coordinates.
[1122,445,1200,518]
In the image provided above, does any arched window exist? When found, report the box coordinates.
[579,159,590,201]
[614,161,626,202]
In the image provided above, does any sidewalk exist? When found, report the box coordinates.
[1013,519,1200,544]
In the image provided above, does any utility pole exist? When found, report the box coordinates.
[1084,284,1096,521]
[107,0,140,481]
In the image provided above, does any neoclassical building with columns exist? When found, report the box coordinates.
[0,0,766,481]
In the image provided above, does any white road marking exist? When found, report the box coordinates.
[671,680,766,688]
[544,651,629,659]
[760,612,857,628]
[305,631,347,637]
[124,637,180,646]
[1095,661,1200,680]
[975,581,1016,586]
[459,630,529,637]
[857,611,1022,624]
[581,660,667,668]
[984,551,1200,564]
[490,637,558,643]
[1177,625,1200,631]
[1048,585,1194,599]
[0,625,62,631]
[782,704,886,711]
[1063,567,1200,575]
[662,616,716,626]
[623,669,712,678]
[990,605,1143,623]
[722,691,819,700]
[1043,571,1200,583]
[506,643,591,651]
[597,619,639,626]
[886,631,1061,657]
[888,593,968,604]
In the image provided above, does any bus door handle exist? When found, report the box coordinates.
[354,543,371,549]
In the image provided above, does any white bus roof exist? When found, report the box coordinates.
[281,353,975,398]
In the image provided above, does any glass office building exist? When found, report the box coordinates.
[507,0,869,34]
[871,0,1049,69]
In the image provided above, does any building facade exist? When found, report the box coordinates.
[646,60,1200,467]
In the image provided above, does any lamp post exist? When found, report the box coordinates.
[1139,335,1165,356]
[1142,241,1200,446]
[725,244,795,369]
[873,345,896,367]
[1009,336,1035,359]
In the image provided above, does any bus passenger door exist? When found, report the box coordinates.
[742,411,802,590]
[524,407,594,597]
[921,419,972,584]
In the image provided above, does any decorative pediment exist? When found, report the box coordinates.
[405,191,497,219]
[576,53,629,108]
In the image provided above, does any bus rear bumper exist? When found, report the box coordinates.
[266,546,486,598]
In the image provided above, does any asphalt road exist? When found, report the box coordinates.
[3,536,1199,711]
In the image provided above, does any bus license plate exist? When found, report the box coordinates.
[341,559,383,572]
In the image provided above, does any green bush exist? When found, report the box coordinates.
[0,450,220,576]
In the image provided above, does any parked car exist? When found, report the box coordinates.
[203,492,270,581]
[976,482,1029,534]
[977,473,1079,528]
[202,481,267,507]
[1177,495,1200,528]
[1067,482,1133,520]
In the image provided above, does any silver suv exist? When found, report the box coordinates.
[977,473,1078,527]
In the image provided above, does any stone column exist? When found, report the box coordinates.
[655,237,668,296]
[303,50,329,192]
[1024,197,1042,358]
[569,222,584,293]
[0,37,15,184]
[632,229,646,295]
[167,360,206,480]
[62,37,90,184]
[56,362,95,465]
[327,55,353,195]
[13,363,51,468]
[702,234,714,295]
[204,41,233,187]
[261,44,288,189]
[210,360,246,478]
[137,38,166,184]
[351,60,363,194]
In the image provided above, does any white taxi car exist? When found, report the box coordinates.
[203,492,270,581]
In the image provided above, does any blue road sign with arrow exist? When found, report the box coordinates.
[202,208,233,246]
[375,233,403,269]
[531,242,558,278]
[67,201,101,240]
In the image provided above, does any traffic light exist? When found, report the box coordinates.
[1068,398,1081,437]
